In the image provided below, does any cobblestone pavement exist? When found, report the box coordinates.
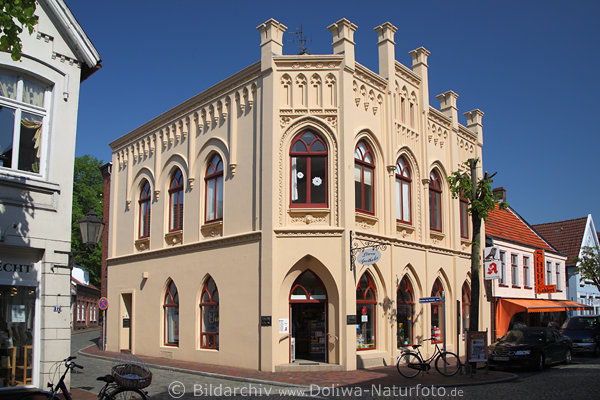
[69,330,600,400]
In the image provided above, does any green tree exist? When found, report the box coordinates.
[447,158,507,334]
[0,0,39,61]
[575,246,600,293]
[72,155,104,288]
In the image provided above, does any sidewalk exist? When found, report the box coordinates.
[80,345,517,390]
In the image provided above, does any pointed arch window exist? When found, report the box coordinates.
[169,168,184,231]
[462,282,471,333]
[395,157,412,224]
[460,191,469,238]
[356,272,377,350]
[139,180,151,238]
[431,279,444,343]
[205,154,223,223]
[164,280,179,346]
[354,140,375,214]
[200,277,219,349]
[429,170,442,232]
[397,276,414,347]
[290,130,328,207]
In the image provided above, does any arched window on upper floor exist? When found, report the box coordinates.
[205,154,223,223]
[290,130,327,207]
[139,180,151,238]
[429,170,442,232]
[169,168,184,231]
[395,156,412,224]
[354,140,374,214]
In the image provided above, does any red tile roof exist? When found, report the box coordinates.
[486,204,556,253]
[71,276,99,290]
[532,217,588,265]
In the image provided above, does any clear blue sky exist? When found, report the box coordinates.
[68,0,600,225]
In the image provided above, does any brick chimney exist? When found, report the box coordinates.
[493,187,506,202]
[328,18,357,69]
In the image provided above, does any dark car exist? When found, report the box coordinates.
[560,315,600,356]
[489,327,572,370]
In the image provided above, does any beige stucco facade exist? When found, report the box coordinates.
[106,18,491,371]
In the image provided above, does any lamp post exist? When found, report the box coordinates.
[55,207,104,268]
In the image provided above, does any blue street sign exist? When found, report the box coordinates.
[419,296,442,304]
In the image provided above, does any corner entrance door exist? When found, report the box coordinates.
[289,270,328,363]
[120,293,132,351]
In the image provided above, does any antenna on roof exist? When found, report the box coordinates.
[286,24,311,55]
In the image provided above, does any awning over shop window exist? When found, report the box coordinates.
[496,298,592,338]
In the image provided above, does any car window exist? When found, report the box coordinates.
[564,317,596,330]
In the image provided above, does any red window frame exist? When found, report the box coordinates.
[139,180,151,238]
[397,276,414,347]
[200,277,219,350]
[431,279,444,343]
[429,171,442,232]
[354,140,375,214]
[204,154,223,223]
[462,282,471,332]
[169,169,184,231]
[459,191,469,238]
[395,156,412,224]
[289,270,328,304]
[356,272,377,350]
[289,131,328,208]
[164,280,179,347]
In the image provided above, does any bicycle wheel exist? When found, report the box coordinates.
[435,351,461,376]
[106,387,149,400]
[396,352,422,378]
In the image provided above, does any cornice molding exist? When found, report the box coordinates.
[354,231,470,258]
[107,231,262,265]
[394,61,421,86]
[354,62,388,91]
[274,228,344,237]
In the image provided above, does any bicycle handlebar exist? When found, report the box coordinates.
[72,363,84,369]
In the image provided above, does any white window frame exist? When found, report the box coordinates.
[500,251,507,285]
[523,256,531,287]
[555,262,561,290]
[0,69,51,177]
[546,261,552,285]
[511,253,519,287]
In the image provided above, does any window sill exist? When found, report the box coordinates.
[355,212,378,230]
[135,238,150,251]
[512,285,521,289]
[524,286,533,290]
[164,231,183,246]
[430,231,445,243]
[396,221,414,234]
[0,170,59,193]
[201,220,223,238]
[288,208,330,225]
[498,284,509,288]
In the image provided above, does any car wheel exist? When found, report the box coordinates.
[564,350,572,364]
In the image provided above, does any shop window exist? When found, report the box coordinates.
[356,272,377,350]
[0,71,49,174]
[354,140,374,214]
[462,282,471,333]
[200,277,219,350]
[164,280,179,346]
[139,180,151,238]
[395,156,412,224]
[397,276,414,347]
[429,170,442,232]
[169,169,184,231]
[290,270,327,302]
[205,153,223,223]
[290,130,328,207]
[0,285,35,388]
[431,279,444,343]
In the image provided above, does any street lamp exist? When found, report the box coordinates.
[78,207,104,248]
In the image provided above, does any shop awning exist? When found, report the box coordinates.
[496,298,592,338]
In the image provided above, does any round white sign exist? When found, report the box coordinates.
[357,249,381,265]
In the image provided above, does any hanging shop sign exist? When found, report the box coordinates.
[356,249,381,266]
[534,249,556,294]
[484,247,501,280]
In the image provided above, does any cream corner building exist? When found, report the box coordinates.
[106,18,490,371]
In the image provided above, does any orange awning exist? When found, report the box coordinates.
[496,298,592,338]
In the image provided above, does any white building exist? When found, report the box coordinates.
[0,0,100,391]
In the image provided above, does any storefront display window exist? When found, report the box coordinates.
[397,276,414,347]
[0,285,35,387]
[356,272,377,350]
[431,278,444,343]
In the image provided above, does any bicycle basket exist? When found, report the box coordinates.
[111,351,152,389]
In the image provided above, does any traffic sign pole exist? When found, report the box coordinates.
[98,297,108,351]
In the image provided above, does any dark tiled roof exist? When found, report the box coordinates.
[532,217,588,265]
[486,204,555,252]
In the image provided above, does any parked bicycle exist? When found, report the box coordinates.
[396,338,461,378]
[21,356,148,400]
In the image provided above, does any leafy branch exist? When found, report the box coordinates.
[0,0,39,61]
[574,246,600,293]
